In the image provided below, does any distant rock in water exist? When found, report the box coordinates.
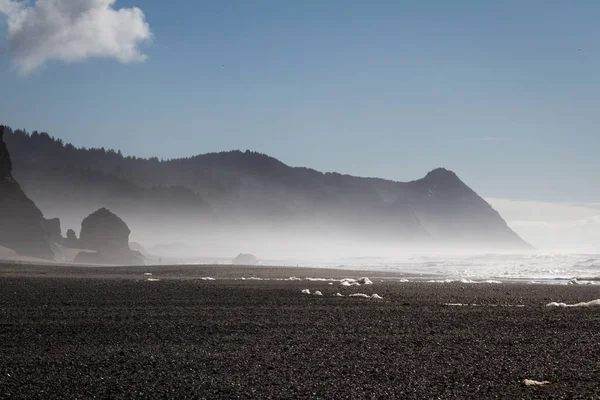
[232,253,259,265]
[0,126,54,260]
[74,208,144,265]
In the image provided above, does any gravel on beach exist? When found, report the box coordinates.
[1,263,599,399]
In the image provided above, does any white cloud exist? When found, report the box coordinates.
[488,198,600,252]
[0,0,151,74]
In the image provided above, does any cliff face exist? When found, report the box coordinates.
[0,126,54,260]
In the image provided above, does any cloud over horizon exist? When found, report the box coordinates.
[0,0,151,74]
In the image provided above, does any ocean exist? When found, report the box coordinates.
[275,252,600,284]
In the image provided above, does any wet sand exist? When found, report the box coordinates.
[1,263,599,399]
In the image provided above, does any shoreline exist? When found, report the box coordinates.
[0,262,415,280]
[1,261,598,286]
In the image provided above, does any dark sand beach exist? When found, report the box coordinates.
[1,263,599,399]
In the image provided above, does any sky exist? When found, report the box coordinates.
[0,0,598,250]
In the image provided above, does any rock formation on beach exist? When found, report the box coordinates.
[74,208,144,265]
[79,208,131,252]
[0,126,54,260]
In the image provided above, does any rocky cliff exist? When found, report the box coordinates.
[0,126,54,260]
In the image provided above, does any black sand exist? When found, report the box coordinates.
[1,264,599,399]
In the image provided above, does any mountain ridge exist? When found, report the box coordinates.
[2,125,531,251]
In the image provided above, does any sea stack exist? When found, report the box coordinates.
[74,208,144,265]
[0,125,54,260]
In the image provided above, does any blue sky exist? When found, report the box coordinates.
[1,0,599,204]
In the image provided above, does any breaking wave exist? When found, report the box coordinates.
[262,252,600,283]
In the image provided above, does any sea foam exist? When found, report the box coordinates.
[546,299,600,308]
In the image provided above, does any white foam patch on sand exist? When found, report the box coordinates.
[313,291,323,296]
[341,277,370,285]
[200,277,215,281]
[428,279,503,284]
[305,278,338,282]
[295,277,376,286]
[147,278,160,282]
[546,299,600,307]
[523,379,550,386]
[334,293,344,297]
[444,303,525,308]
[301,289,311,295]
[567,278,596,285]
[143,273,152,276]
[241,277,267,281]
[347,293,383,299]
